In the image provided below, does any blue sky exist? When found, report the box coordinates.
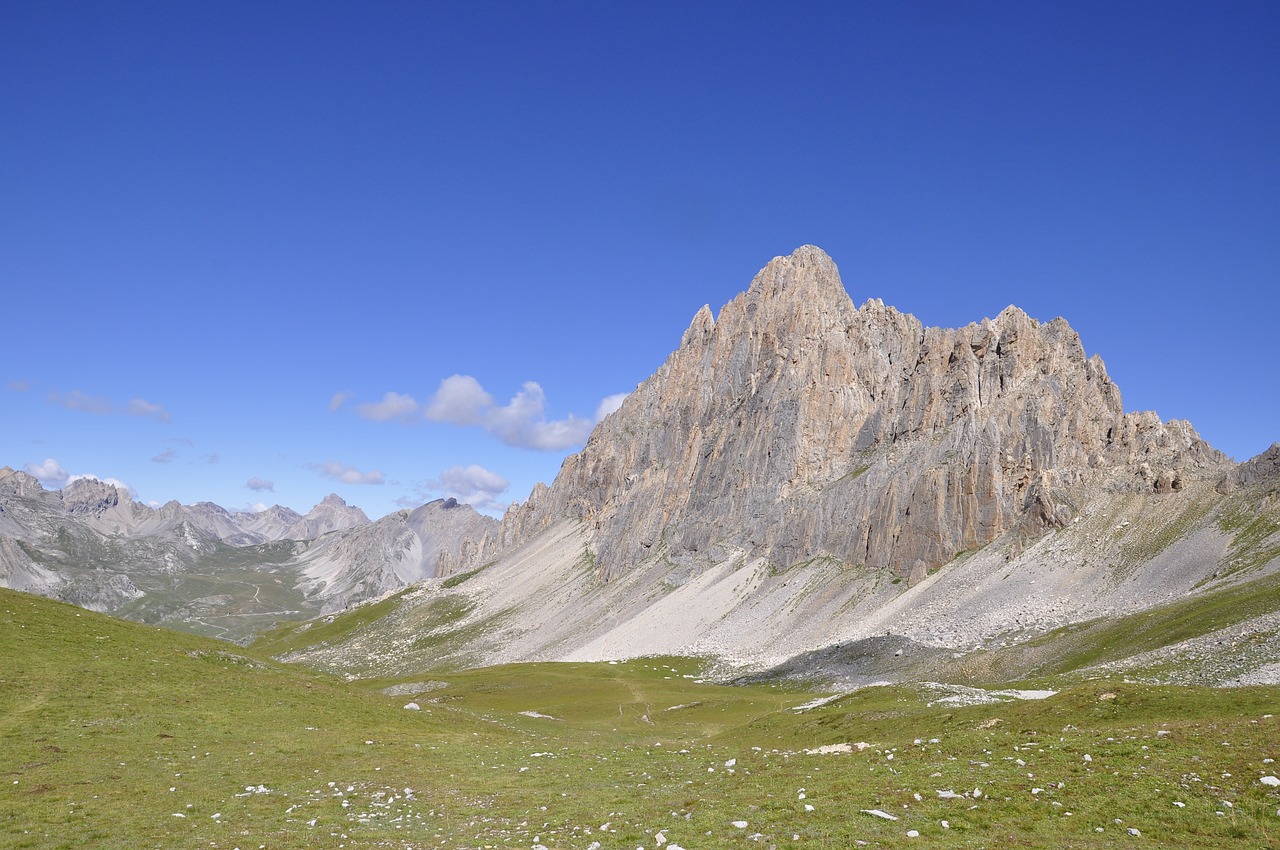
[3,2,1277,519]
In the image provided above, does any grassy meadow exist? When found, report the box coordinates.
[2,587,1278,849]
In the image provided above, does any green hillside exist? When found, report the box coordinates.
[2,587,1278,849]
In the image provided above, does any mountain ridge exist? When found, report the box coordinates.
[485,246,1227,582]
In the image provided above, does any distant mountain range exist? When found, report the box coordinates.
[0,470,494,641]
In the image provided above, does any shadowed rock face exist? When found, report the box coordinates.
[498,246,1228,579]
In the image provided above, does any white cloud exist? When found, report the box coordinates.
[309,460,386,485]
[8,379,30,392]
[250,502,269,513]
[356,391,421,423]
[328,391,354,412]
[202,452,220,464]
[595,392,629,422]
[433,464,509,500]
[246,477,275,492]
[151,448,177,464]
[424,375,494,426]
[25,458,69,488]
[418,375,613,451]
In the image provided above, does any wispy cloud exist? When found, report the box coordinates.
[328,391,354,412]
[201,452,220,464]
[47,389,172,423]
[8,379,30,392]
[246,477,275,492]
[151,448,177,464]
[25,458,69,488]
[49,389,112,414]
[308,460,386,485]
[356,391,420,423]
[125,398,171,422]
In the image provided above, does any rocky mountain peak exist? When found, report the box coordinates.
[495,246,1229,581]
[746,244,844,301]
[306,494,367,524]
[275,493,370,542]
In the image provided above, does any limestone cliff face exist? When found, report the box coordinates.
[500,246,1227,579]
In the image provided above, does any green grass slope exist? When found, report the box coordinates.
[3,587,1279,849]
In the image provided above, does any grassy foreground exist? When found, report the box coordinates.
[2,588,1278,849]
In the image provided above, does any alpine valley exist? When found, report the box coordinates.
[3,247,1279,687]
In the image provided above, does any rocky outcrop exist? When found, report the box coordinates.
[498,246,1228,580]
[60,477,128,515]
[1217,443,1280,494]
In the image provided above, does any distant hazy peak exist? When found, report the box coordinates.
[0,467,43,496]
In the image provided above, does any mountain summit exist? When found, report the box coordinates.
[495,245,1225,582]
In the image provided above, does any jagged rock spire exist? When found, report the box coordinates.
[498,246,1226,579]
